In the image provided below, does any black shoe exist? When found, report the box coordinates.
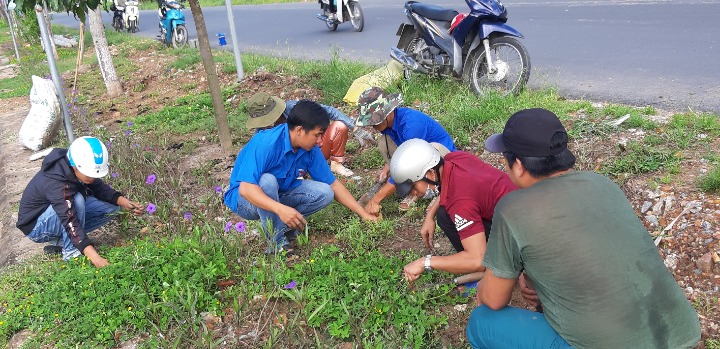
[43,245,62,255]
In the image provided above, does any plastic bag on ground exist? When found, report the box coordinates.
[343,60,404,106]
[18,76,61,151]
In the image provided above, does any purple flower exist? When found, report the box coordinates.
[234,221,246,232]
[224,221,232,232]
[146,203,156,214]
[284,281,297,289]
[111,172,118,178]
[127,121,133,127]
[106,140,112,149]
[146,174,157,185]
[184,212,192,220]
[125,130,132,136]
[214,186,223,194]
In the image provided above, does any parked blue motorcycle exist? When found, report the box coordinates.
[391,0,530,96]
[157,0,188,48]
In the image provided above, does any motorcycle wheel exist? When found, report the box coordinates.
[112,17,123,32]
[128,20,137,33]
[463,36,530,97]
[325,12,338,31]
[172,25,188,49]
[348,1,363,32]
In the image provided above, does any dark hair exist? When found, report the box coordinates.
[286,100,330,133]
[503,132,575,177]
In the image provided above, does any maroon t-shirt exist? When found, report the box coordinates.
[439,152,518,240]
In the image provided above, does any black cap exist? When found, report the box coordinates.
[484,108,568,156]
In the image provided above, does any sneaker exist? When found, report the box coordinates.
[330,161,355,177]
[327,13,336,22]
[43,245,62,255]
[398,195,417,211]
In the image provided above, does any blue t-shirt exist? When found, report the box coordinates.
[382,107,456,152]
[383,107,456,184]
[224,124,336,212]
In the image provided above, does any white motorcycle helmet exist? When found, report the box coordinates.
[390,139,441,198]
[67,136,110,178]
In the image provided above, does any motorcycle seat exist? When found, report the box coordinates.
[407,2,458,23]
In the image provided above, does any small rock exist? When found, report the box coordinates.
[697,252,714,274]
[645,215,659,226]
[454,304,468,312]
[641,201,652,213]
[238,330,258,340]
[652,201,664,216]
[702,221,712,231]
[664,253,678,270]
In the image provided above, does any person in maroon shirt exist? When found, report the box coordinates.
[389,139,518,283]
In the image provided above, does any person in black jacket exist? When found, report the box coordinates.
[16,136,145,268]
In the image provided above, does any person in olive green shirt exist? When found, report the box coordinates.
[467,108,701,349]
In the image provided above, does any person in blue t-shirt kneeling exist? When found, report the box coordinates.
[224,97,378,255]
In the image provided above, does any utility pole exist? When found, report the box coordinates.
[35,4,74,143]
[224,0,244,82]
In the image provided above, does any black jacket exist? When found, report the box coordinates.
[16,148,122,252]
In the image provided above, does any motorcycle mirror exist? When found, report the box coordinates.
[7,0,17,10]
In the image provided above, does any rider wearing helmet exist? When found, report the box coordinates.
[16,136,145,268]
[355,86,456,213]
[390,139,517,283]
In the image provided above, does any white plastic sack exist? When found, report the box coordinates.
[19,75,61,151]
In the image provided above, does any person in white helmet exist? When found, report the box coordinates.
[16,136,145,268]
[389,139,517,284]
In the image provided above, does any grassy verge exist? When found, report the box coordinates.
[1,23,720,348]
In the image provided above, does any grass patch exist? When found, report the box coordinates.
[600,141,681,177]
[698,164,720,193]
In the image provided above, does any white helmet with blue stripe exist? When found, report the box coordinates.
[67,136,109,178]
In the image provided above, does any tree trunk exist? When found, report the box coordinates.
[42,3,58,60]
[86,7,122,97]
[187,0,233,152]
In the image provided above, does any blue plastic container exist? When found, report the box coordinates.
[217,33,227,46]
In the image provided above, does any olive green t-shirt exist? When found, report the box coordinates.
[484,171,700,349]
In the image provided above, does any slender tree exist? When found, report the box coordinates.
[16,0,122,97]
[186,0,233,151]
[86,6,122,96]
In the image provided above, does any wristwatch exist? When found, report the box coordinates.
[424,254,432,272]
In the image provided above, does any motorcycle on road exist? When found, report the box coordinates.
[317,0,364,32]
[391,0,530,96]
[123,0,140,33]
[110,1,125,32]
[158,0,188,48]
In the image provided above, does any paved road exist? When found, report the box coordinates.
[54,0,720,112]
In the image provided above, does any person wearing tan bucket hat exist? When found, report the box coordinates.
[225,99,378,256]
[354,86,457,214]
[246,91,371,177]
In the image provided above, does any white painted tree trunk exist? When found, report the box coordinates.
[86,7,122,97]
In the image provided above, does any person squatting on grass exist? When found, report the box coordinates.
[468,108,701,348]
[390,139,517,284]
[16,136,146,268]
[244,91,373,177]
[224,99,378,255]
[354,86,457,213]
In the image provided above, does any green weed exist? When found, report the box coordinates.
[698,164,720,193]
[600,141,681,177]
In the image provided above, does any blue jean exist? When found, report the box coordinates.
[467,305,573,349]
[232,174,334,249]
[26,192,120,260]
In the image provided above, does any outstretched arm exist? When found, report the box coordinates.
[403,232,487,282]
[330,180,378,222]
[365,182,395,217]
